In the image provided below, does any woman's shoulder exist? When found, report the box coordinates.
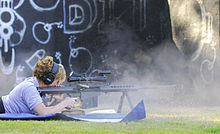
[15,77,38,90]
[23,77,39,87]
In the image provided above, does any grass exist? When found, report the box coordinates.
[0,118,220,134]
[1,106,220,134]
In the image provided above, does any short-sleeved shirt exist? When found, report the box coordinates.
[2,77,42,114]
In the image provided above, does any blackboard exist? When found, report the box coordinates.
[0,0,179,93]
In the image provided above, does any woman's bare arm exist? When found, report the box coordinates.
[33,97,78,116]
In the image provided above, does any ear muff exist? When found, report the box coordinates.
[42,62,59,85]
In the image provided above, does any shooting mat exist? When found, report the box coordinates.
[0,100,146,122]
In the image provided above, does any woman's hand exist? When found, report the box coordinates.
[63,97,79,108]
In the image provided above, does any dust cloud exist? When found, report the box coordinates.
[97,22,220,113]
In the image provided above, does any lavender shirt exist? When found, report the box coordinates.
[2,77,42,114]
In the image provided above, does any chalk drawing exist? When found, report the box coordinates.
[29,0,60,11]
[98,0,147,32]
[25,49,46,70]
[14,0,24,9]
[55,51,62,64]
[32,21,63,44]
[69,4,85,25]
[108,0,115,21]
[192,0,216,84]
[0,48,15,74]
[200,42,216,84]
[140,0,147,30]
[0,0,26,75]
[132,0,147,30]
[191,0,214,61]
[63,0,97,34]
[68,35,93,76]
[14,64,25,86]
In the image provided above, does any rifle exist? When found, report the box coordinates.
[37,71,177,113]
[37,84,143,94]
[37,84,146,113]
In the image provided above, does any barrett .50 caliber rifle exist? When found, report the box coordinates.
[38,83,145,112]
[37,70,176,113]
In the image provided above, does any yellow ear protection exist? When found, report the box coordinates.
[42,62,59,85]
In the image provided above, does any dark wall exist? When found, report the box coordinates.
[0,0,178,94]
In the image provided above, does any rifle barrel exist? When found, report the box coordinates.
[37,84,177,94]
[37,85,141,94]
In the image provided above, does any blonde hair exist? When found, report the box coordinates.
[33,56,66,84]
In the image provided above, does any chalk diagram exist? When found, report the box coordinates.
[55,51,62,64]
[30,0,97,76]
[63,0,97,34]
[0,0,26,75]
[68,35,93,76]
[195,0,216,84]
[64,0,97,75]
[29,0,60,12]
[32,21,63,45]
[170,0,216,85]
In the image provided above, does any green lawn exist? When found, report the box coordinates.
[0,119,220,134]
[1,106,220,134]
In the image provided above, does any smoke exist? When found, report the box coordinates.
[97,20,220,112]
[168,0,220,107]
[100,23,186,84]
